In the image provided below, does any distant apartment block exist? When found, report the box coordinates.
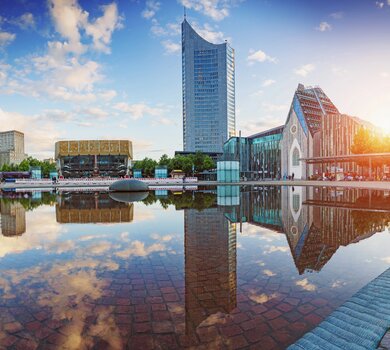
[182,19,236,153]
[0,130,27,167]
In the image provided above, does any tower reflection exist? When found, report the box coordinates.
[184,206,237,335]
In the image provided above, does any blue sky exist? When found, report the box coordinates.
[0,0,389,159]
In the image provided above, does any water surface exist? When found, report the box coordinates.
[0,186,389,349]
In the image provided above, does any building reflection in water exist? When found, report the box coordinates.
[0,199,26,236]
[56,192,134,223]
[226,186,390,275]
[184,205,237,335]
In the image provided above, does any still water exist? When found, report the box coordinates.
[0,186,389,349]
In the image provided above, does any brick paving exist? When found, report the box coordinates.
[1,195,387,349]
[0,254,354,350]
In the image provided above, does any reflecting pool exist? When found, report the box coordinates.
[0,186,389,349]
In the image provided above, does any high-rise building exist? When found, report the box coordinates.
[182,18,235,153]
[0,130,27,167]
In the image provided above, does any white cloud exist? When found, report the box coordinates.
[49,0,88,55]
[0,31,16,46]
[150,18,167,36]
[262,102,288,112]
[58,59,102,92]
[192,22,227,43]
[263,245,289,254]
[316,21,332,32]
[80,107,108,119]
[162,40,181,54]
[381,257,390,263]
[262,79,276,87]
[49,0,122,54]
[114,102,165,120]
[294,63,315,77]
[84,3,123,53]
[0,1,122,104]
[250,89,263,97]
[180,0,232,21]
[247,49,277,65]
[330,12,343,19]
[0,108,62,158]
[263,269,276,277]
[376,1,384,8]
[14,13,35,29]
[99,89,117,100]
[115,241,165,258]
[248,292,279,304]
[142,0,161,19]
[295,278,317,291]
[150,20,181,37]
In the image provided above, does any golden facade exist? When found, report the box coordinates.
[55,140,133,159]
[56,193,134,223]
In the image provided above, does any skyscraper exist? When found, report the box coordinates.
[182,19,235,153]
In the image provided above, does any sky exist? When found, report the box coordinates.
[0,0,390,160]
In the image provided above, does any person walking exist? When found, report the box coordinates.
[292,172,295,180]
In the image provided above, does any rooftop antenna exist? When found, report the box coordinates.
[184,6,186,20]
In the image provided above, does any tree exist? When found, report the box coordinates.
[203,156,215,171]
[351,128,374,155]
[133,158,158,177]
[159,154,170,167]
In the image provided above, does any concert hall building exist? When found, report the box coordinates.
[55,140,132,178]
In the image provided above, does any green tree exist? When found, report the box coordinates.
[203,156,215,171]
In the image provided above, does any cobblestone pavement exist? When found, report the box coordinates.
[0,257,352,350]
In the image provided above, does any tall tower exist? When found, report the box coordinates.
[181,19,235,153]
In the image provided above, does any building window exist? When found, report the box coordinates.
[292,194,300,213]
[292,147,300,166]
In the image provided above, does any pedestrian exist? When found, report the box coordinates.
[292,172,295,180]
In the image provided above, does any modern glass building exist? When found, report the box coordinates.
[222,126,284,180]
[182,19,235,153]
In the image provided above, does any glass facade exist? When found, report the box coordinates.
[182,19,235,153]
[217,161,239,183]
[30,166,42,179]
[217,185,240,206]
[222,127,283,180]
[155,166,168,178]
[133,169,142,178]
[60,155,127,178]
[251,133,282,179]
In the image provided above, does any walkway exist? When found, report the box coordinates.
[1,180,390,191]
[288,267,390,350]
